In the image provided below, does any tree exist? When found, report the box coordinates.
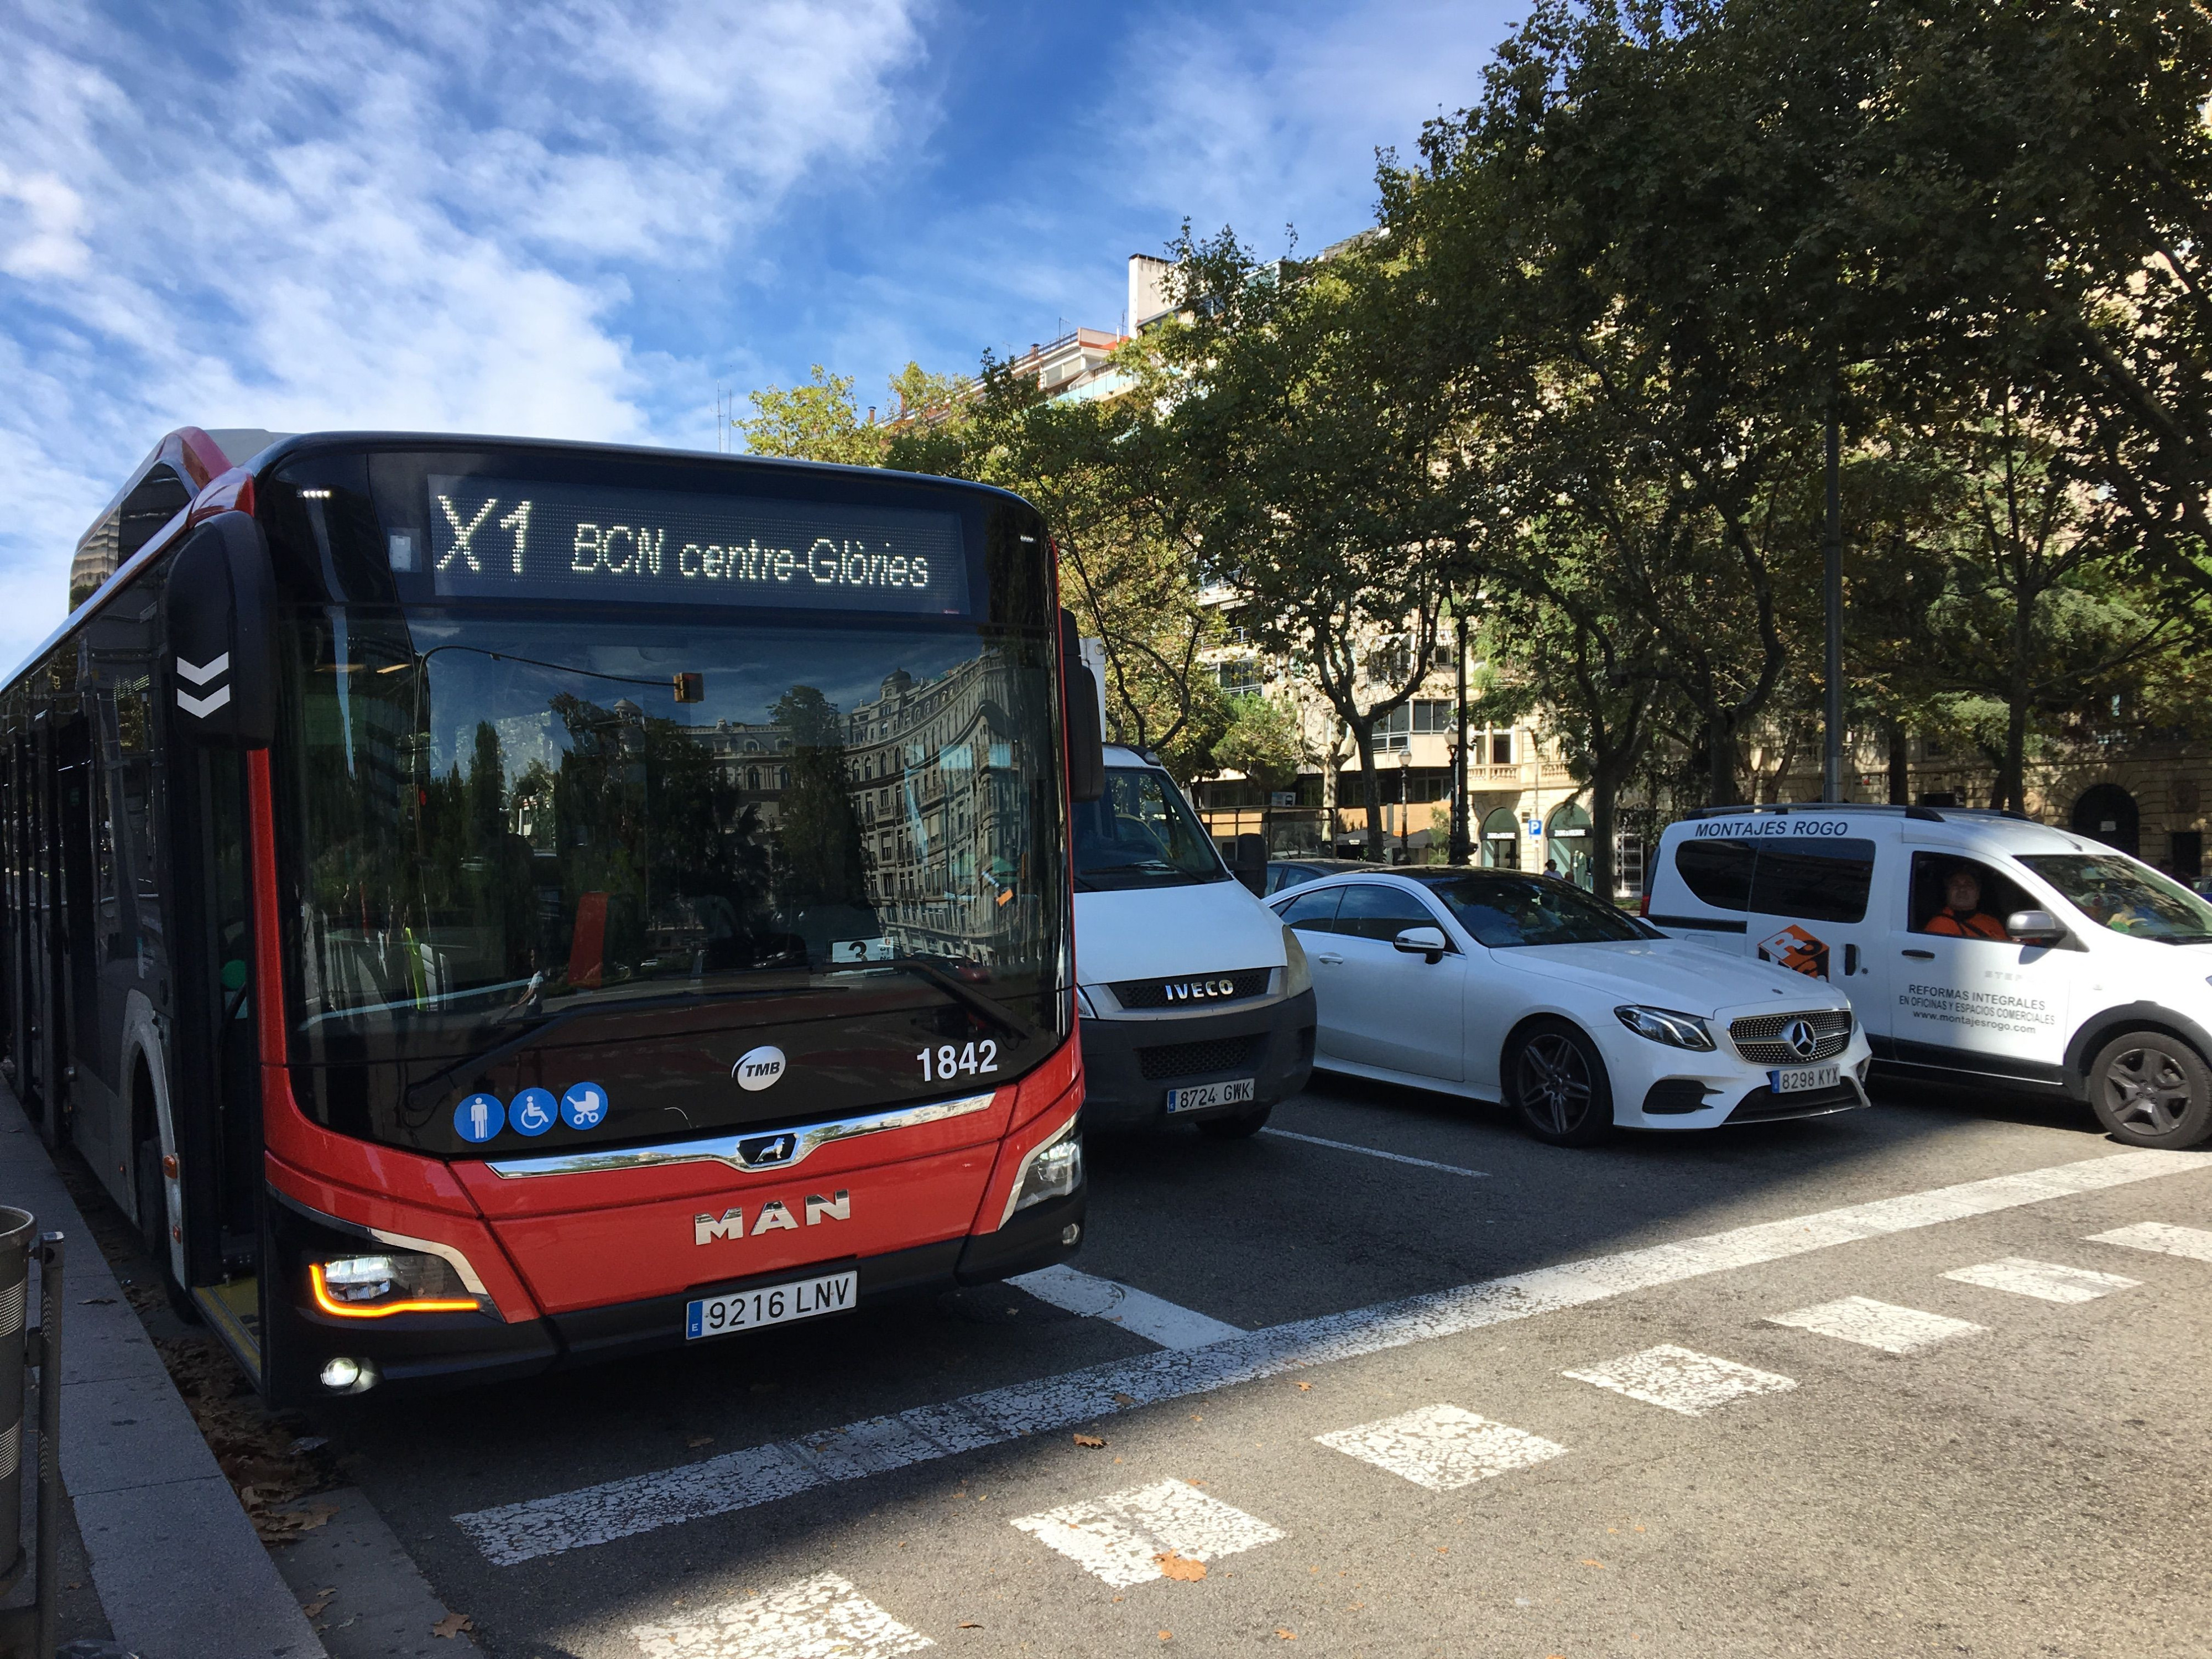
[1159,227,1463,847]
[769,685,869,914]
[736,366,887,466]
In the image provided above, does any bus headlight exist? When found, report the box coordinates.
[310,1252,483,1318]
[1281,927,1312,997]
[1003,1115,1083,1224]
[1613,1005,1717,1051]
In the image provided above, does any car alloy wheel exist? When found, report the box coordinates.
[1509,1019,1613,1147]
[2089,1030,2212,1150]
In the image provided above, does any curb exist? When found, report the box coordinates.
[0,1087,326,1659]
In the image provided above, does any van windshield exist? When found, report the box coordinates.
[1072,767,1227,891]
[2017,854,2212,943]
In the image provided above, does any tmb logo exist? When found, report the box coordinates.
[732,1045,787,1091]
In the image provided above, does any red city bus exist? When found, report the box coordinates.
[1,427,1103,1402]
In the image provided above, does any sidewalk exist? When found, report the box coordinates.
[0,1084,325,1659]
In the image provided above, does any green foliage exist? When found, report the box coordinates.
[735,366,886,466]
[1212,694,1306,794]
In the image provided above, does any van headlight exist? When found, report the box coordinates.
[1074,985,1098,1018]
[1613,1005,1717,1051]
[1003,1115,1083,1224]
[1281,926,1312,997]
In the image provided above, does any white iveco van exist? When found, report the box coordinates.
[1646,803,2212,1149]
[1073,745,1317,1136]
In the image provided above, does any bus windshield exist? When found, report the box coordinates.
[279,607,1066,1053]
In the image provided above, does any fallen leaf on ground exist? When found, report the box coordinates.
[959,1621,982,1629]
[1073,1433,1106,1448]
[1295,1381,1312,1391]
[79,1297,114,1306]
[1580,1559,1606,1568]
[303,1596,332,1618]
[1155,1552,1207,1582]
[1113,1392,1136,1406]
[1158,1632,1172,1642]
[1276,1630,1297,1641]
[687,1435,714,1448]
[258,1504,339,1542]
[431,1611,473,1638]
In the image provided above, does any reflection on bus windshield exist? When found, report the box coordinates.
[283,614,1062,1041]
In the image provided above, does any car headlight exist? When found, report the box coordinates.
[1074,985,1098,1018]
[1281,926,1312,997]
[1613,1005,1717,1051]
[1003,1114,1083,1224]
[310,1251,484,1318]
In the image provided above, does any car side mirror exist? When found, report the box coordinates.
[1394,925,1449,962]
[2006,909,2066,947]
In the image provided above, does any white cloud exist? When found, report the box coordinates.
[0,0,931,669]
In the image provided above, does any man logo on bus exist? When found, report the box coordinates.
[1756,924,1829,979]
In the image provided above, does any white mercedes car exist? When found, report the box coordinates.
[1267,868,1874,1145]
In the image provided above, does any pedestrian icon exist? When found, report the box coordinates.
[560,1081,609,1130]
[455,1092,505,1144]
[509,1087,556,1136]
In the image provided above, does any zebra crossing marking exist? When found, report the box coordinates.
[1767,1295,1984,1355]
[1315,1403,1568,1491]
[1009,1478,1285,1588]
[628,1571,931,1658]
[1942,1257,2140,1303]
[1564,1344,1797,1416]
[2087,1220,2212,1264]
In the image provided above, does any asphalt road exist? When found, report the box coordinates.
[314,1073,2212,1659]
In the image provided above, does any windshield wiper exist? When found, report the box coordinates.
[872,956,1037,1039]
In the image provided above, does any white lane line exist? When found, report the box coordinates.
[628,1571,931,1658]
[1942,1256,2140,1303]
[2088,1220,2212,1263]
[1316,1404,1567,1490]
[1260,1126,1489,1177]
[1768,1295,1985,1355]
[1564,1344,1797,1417]
[453,1147,2202,1564]
[1008,1265,1245,1350]
[1008,1478,1285,1588]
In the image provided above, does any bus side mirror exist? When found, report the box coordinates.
[164,510,276,749]
[1060,609,1104,803]
[2006,909,2065,947]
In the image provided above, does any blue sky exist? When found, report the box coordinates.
[0,0,1518,667]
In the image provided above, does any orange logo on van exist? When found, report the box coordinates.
[1757,924,1829,979]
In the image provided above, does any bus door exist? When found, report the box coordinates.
[52,711,111,1181]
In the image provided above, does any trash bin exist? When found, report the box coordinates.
[0,1206,32,1581]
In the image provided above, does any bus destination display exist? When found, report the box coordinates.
[422,476,969,614]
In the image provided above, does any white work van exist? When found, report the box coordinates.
[1072,745,1316,1136]
[1646,803,2212,1148]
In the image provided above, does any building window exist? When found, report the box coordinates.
[1490,731,1512,765]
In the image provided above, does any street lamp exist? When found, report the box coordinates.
[1396,748,1411,867]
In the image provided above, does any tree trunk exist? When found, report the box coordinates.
[1887,724,1909,805]
[2000,581,2034,813]
[1350,718,1383,861]
[1589,767,1619,902]
[1705,713,1741,807]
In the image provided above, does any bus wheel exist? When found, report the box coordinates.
[1508,1019,1613,1147]
[2088,1031,2212,1149]
[1195,1104,1272,1140]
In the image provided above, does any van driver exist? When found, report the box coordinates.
[1923,865,2008,940]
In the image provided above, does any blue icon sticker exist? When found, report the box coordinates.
[560,1081,609,1130]
[455,1092,505,1144]
[509,1087,557,1136]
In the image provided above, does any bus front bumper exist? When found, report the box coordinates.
[264,1181,1084,1400]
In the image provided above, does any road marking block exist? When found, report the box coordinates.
[1315,1404,1567,1490]
[2087,1220,2212,1263]
[628,1571,931,1658]
[1767,1295,1984,1354]
[1009,1478,1285,1588]
[1260,1127,1489,1177]
[1940,1256,2140,1303]
[1563,1344,1797,1416]
[1009,1265,1245,1349]
[453,1148,2202,1564]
